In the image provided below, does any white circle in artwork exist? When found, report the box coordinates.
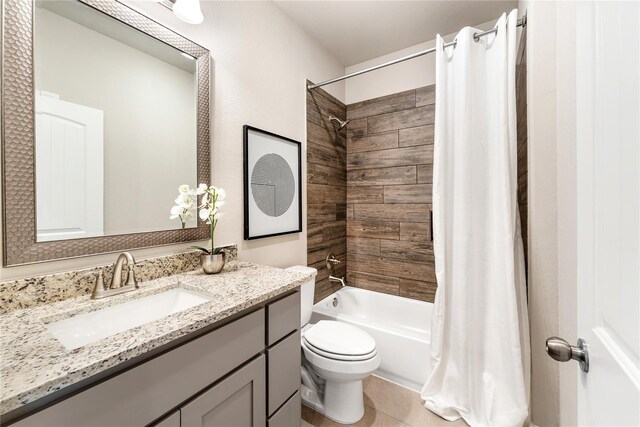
[251,153,295,217]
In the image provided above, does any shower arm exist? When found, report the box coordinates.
[329,115,350,130]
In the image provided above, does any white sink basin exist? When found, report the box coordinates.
[45,288,211,350]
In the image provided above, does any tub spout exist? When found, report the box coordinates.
[329,275,347,287]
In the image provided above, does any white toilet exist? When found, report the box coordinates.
[286,266,380,424]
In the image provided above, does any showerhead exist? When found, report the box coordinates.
[329,115,350,130]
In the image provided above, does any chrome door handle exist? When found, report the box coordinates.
[546,337,589,372]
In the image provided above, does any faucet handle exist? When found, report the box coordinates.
[125,264,137,287]
[325,252,341,270]
[91,269,107,299]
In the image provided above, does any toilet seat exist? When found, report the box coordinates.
[303,338,377,361]
[303,320,377,361]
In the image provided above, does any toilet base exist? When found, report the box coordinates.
[301,380,365,425]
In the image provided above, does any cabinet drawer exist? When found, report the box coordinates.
[267,291,300,346]
[181,355,266,427]
[15,309,265,427]
[268,391,300,427]
[267,330,301,416]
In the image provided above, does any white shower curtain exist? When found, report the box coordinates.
[421,10,530,427]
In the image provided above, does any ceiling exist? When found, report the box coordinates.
[275,1,518,66]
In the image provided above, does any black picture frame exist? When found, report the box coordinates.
[243,125,302,240]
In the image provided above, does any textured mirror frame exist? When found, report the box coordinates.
[1,0,211,266]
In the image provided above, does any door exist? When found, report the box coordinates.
[575,1,640,425]
[181,355,266,427]
[35,91,104,241]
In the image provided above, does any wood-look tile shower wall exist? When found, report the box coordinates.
[306,54,527,304]
[346,86,437,302]
[306,82,347,302]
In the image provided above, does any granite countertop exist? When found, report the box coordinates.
[0,262,310,416]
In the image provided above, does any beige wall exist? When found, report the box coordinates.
[0,1,345,281]
[523,1,578,425]
[344,20,495,104]
[34,7,197,236]
[555,3,578,426]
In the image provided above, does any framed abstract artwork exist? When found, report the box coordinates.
[243,125,302,240]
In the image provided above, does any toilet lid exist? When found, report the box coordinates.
[303,320,376,357]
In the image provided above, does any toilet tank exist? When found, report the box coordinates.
[285,265,317,327]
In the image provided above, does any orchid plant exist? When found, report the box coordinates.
[191,183,227,255]
[170,184,196,229]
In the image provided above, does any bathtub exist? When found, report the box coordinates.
[310,286,433,392]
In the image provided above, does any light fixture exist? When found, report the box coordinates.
[172,0,203,25]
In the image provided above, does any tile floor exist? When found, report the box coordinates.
[301,375,469,427]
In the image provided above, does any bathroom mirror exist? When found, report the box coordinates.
[1,0,210,265]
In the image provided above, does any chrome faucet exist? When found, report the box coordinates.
[91,252,139,299]
[329,275,347,287]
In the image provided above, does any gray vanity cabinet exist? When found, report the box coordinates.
[267,291,300,345]
[267,331,301,415]
[181,355,266,427]
[11,289,301,427]
[266,292,301,426]
[14,309,265,427]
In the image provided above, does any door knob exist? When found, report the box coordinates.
[545,337,589,372]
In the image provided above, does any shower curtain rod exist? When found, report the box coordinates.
[307,15,526,91]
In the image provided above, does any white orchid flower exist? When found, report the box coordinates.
[176,194,193,209]
[199,208,211,221]
[200,193,210,208]
[177,182,227,256]
[170,205,181,219]
[172,184,201,229]
[196,183,208,195]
